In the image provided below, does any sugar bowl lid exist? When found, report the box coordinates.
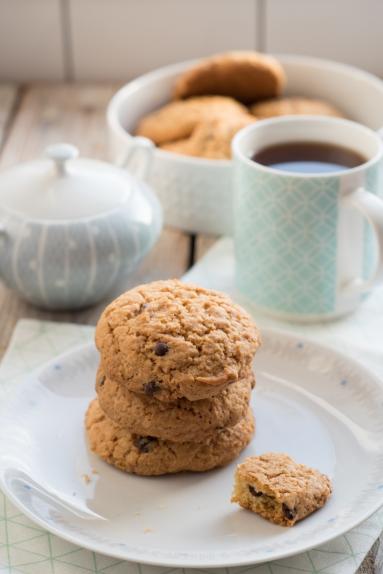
[0,143,135,221]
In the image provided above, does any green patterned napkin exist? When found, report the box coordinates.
[0,318,382,574]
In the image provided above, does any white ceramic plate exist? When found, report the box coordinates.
[0,329,383,568]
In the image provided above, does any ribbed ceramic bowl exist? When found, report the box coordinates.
[107,55,383,235]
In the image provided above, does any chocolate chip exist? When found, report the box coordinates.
[249,485,263,497]
[144,380,161,396]
[134,436,158,453]
[154,342,169,356]
[282,504,297,521]
[98,376,105,387]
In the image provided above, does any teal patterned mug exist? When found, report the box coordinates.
[232,117,383,322]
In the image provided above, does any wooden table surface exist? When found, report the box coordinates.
[0,83,380,574]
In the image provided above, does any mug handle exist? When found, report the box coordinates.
[341,187,383,293]
[116,136,154,180]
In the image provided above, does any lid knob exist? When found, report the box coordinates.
[45,143,79,176]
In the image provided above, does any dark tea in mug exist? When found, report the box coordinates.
[252,141,366,174]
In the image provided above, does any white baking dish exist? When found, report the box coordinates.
[107,55,383,235]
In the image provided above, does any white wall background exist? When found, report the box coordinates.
[0,0,382,82]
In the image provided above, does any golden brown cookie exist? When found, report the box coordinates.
[231,453,332,526]
[96,368,254,442]
[173,51,286,104]
[250,97,344,119]
[135,96,248,145]
[86,399,255,476]
[95,280,260,402]
[161,114,256,160]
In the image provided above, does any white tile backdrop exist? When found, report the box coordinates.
[70,0,258,80]
[265,0,383,76]
[0,0,65,81]
[0,0,382,81]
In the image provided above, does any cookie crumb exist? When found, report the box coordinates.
[91,468,99,475]
[144,528,153,534]
[82,473,91,484]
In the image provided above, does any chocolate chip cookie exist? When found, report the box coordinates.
[231,453,332,526]
[96,367,254,442]
[135,96,248,145]
[173,51,286,104]
[250,97,344,119]
[86,399,255,475]
[95,280,260,402]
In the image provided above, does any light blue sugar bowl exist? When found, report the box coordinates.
[0,141,162,309]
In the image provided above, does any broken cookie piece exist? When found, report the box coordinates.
[231,452,332,526]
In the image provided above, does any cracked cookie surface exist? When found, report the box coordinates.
[160,115,256,160]
[135,96,248,145]
[231,452,332,526]
[96,367,254,442]
[95,280,260,402]
[173,51,285,104]
[86,399,255,476]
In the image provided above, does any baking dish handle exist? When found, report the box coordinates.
[116,136,154,181]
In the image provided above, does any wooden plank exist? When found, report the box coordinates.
[374,537,383,573]
[124,227,190,288]
[0,84,18,150]
[0,84,191,358]
[357,536,382,573]
[195,234,219,261]
[0,83,120,168]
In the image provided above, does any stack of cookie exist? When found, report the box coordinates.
[85,279,261,476]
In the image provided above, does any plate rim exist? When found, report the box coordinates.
[1,329,383,568]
